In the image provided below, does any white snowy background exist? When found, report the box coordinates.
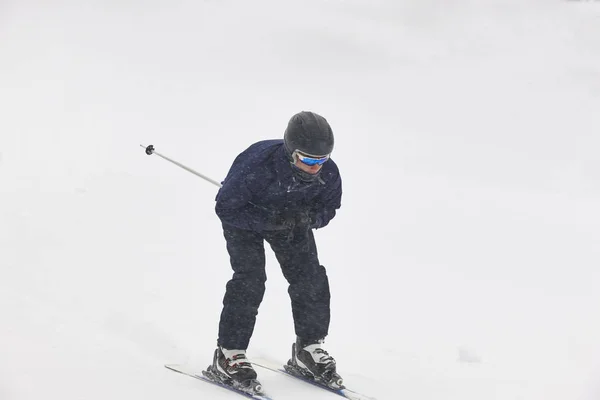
[1,1,600,399]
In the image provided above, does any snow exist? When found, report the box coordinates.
[1,1,600,399]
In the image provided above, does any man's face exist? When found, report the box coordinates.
[291,151,329,175]
[294,158,323,175]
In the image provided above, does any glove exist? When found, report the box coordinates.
[272,210,297,230]
[310,211,324,229]
[271,208,319,232]
[295,210,310,227]
[295,210,318,230]
[271,209,314,230]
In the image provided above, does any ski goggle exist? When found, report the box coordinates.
[293,151,330,166]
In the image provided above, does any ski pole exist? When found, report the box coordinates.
[140,144,222,188]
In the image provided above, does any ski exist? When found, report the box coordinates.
[165,364,273,400]
[250,358,377,400]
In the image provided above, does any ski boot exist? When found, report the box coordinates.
[203,346,263,394]
[285,337,344,389]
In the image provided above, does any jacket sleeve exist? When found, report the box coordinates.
[311,172,342,229]
[215,170,271,231]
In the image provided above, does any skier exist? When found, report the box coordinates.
[205,111,343,392]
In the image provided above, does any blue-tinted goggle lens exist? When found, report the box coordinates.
[297,153,329,166]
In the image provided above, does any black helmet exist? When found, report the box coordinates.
[284,111,334,157]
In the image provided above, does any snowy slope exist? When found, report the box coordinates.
[1,1,600,399]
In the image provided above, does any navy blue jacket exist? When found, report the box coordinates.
[215,140,342,232]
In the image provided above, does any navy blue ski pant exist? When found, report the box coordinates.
[218,223,331,350]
